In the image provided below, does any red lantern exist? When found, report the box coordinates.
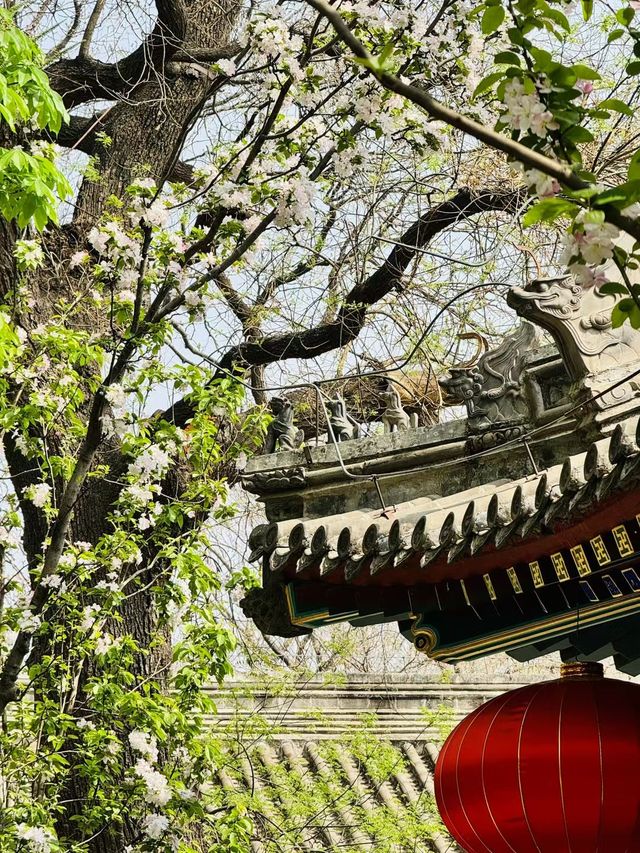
[435,662,640,853]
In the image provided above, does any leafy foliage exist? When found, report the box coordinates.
[0,10,70,229]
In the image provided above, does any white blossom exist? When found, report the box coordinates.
[18,610,41,632]
[25,482,52,508]
[80,603,101,632]
[128,444,171,482]
[119,268,138,288]
[15,825,55,852]
[130,176,156,193]
[14,239,45,270]
[129,730,159,762]
[135,759,172,806]
[522,168,560,199]
[569,264,609,287]
[622,202,640,219]
[88,227,110,254]
[216,58,236,76]
[41,574,63,589]
[69,250,89,267]
[95,634,118,655]
[184,290,203,308]
[275,170,315,227]
[503,78,558,137]
[0,525,19,548]
[143,813,169,839]
[12,431,30,455]
[131,198,169,228]
[105,384,127,410]
[561,211,619,268]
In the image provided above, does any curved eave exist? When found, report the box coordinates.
[247,419,640,587]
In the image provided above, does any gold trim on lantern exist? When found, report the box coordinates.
[560,661,604,680]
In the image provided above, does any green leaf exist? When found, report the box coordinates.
[608,28,625,43]
[581,0,593,21]
[630,304,640,329]
[595,181,640,206]
[612,303,629,328]
[629,150,640,181]
[482,5,505,34]
[616,6,635,25]
[522,198,579,227]
[472,71,504,98]
[598,98,633,116]
[599,282,629,296]
[508,26,525,45]
[543,6,571,32]
[562,125,594,144]
[494,50,521,65]
[626,60,640,75]
[570,63,601,80]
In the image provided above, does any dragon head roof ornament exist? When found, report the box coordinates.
[507,246,640,385]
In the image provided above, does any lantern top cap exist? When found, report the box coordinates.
[560,661,604,680]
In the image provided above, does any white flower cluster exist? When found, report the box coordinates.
[560,210,619,286]
[275,170,315,227]
[561,210,619,265]
[88,222,141,264]
[24,482,52,509]
[14,239,45,270]
[250,10,304,78]
[216,58,236,76]
[503,78,558,137]
[128,443,172,482]
[522,167,560,199]
[129,729,159,761]
[142,813,170,839]
[17,608,41,632]
[135,758,173,806]
[41,573,66,593]
[129,197,169,229]
[104,383,127,411]
[129,729,173,812]
[15,824,56,852]
[95,633,119,656]
[80,603,101,632]
[0,524,19,549]
[69,250,89,268]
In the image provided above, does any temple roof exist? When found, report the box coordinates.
[206,676,525,852]
[240,270,640,672]
[247,415,640,584]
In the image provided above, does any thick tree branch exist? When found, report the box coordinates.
[46,0,188,107]
[163,186,520,426]
[221,187,521,367]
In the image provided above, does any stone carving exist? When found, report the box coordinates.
[466,424,527,453]
[243,466,306,494]
[240,584,310,637]
[381,384,411,432]
[326,395,360,442]
[439,322,537,431]
[264,396,302,453]
[507,274,640,380]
